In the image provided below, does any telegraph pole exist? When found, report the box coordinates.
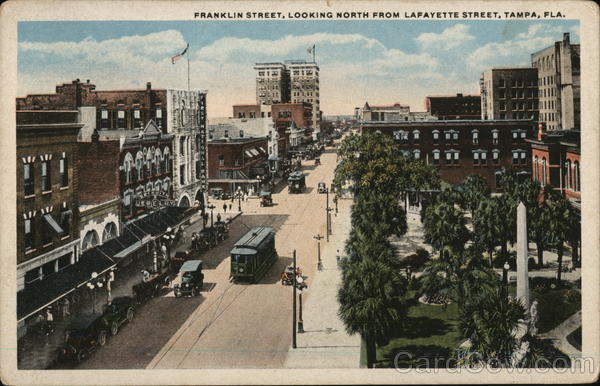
[292,250,297,349]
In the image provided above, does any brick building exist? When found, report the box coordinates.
[16,112,82,292]
[360,119,535,191]
[17,79,208,209]
[527,127,580,200]
[531,32,581,131]
[254,63,290,105]
[207,137,269,194]
[480,67,539,121]
[425,94,481,120]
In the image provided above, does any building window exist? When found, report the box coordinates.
[481,152,487,165]
[492,130,499,145]
[493,151,500,165]
[453,152,459,164]
[156,108,162,119]
[60,207,71,236]
[433,151,440,165]
[239,130,244,138]
[219,154,224,167]
[445,152,452,165]
[533,156,538,181]
[542,158,547,184]
[512,131,518,140]
[82,230,99,251]
[41,160,51,192]
[180,165,185,185]
[445,132,451,141]
[513,152,519,165]
[520,152,527,164]
[472,130,479,144]
[102,222,117,242]
[24,217,34,251]
[179,137,186,155]
[117,110,125,129]
[59,157,68,187]
[433,131,439,144]
[224,130,229,138]
[101,109,108,119]
[413,150,421,160]
[473,152,480,165]
[24,162,34,196]
[413,130,420,142]
[196,160,201,179]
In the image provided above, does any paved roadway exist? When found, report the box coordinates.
[68,147,338,369]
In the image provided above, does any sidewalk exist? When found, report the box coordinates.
[284,197,361,368]
[538,310,582,360]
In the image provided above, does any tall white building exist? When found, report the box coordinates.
[166,89,208,208]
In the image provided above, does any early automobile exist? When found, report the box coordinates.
[287,171,306,194]
[209,187,224,199]
[213,220,230,241]
[61,296,135,363]
[318,181,328,194]
[230,226,278,283]
[174,260,204,297]
[314,157,321,166]
[259,191,273,207]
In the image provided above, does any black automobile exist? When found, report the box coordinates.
[174,260,204,297]
[60,297,135,363]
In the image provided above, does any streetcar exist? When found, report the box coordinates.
[230,226,278,283]
[287,171,306,194]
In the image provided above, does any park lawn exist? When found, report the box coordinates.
[371,301,462,368]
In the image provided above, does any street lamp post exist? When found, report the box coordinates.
[162,227,176,262]
[298,287,305,333]
[207,204,216,228]
[502,262,510,295]
[86,272,104,314]
[292,249,297,349]
[313,234,324,271]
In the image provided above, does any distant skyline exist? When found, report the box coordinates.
[18,20,579,117]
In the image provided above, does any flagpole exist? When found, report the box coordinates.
[187,44,190,91]
[313,44,315,63]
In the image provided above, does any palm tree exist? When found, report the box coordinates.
[458,284,526,367]
[338,255,408,368]
[473,198,502,267]
[351,190,407,239]
[547,197,578,282]
[459,175,490,216]
[422,200,470,259]
[528,202,551,267]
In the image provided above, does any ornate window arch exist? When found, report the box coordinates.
[574,161,580,192]
[82,230,99,251]
[102,222,117,242]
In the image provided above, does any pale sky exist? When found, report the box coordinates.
[18,20,579,117]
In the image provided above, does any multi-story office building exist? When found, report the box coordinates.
[254,63,290,105]
[16,80,208,210]
[425,94,481,120]
[360,119,535,191]
[480,67,539,121]
[254,61,320,138]
[531,33,580,131]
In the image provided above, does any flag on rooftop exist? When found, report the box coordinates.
[171,43,189,64]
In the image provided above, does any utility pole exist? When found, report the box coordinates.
[313,234,324,271]
[292,249,297,349]
[326,188,330,242]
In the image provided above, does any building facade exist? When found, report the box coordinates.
[358,102,436,122]
[360,119,535,191]
[527,128,580,201]
[16,112,82,293]
[17,80,208,209]
[254,61,320,136]
[531,33,581,131]
[480,67,539,121]
[207,137,269,194]
[425,94,481,120]
[254,63,290,105]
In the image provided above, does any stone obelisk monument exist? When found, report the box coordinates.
[516,202,530,309]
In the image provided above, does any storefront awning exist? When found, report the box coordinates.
[113,240,144,259]
[43,213,64,234]
[208,178,260,183]
[17,249,115,321]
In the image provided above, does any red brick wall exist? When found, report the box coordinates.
[272,103,312,128]
[564,151,581,200]
[233,105,261,118]
[207,138,268,179]
[77,140,121,205]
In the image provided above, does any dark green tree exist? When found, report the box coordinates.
[422,201,470,259]
[547,196,579,282]
[459,175,490,216]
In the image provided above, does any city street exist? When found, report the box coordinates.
[63,146,340,369]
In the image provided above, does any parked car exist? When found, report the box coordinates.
[174,260,204,297]
[60,296,135,363]
[260,191,273,207]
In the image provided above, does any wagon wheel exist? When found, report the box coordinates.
[126,307,134,322]
[76,350,87,363]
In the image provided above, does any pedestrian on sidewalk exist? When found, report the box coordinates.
[44,308,54,335]
[61,297,70,317]
[223,203,227,213]
[217,213,222,223]
[229,203,232,212]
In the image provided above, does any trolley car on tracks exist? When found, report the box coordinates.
[230,226,278,283]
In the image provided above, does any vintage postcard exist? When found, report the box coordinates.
[0,0,598,384]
